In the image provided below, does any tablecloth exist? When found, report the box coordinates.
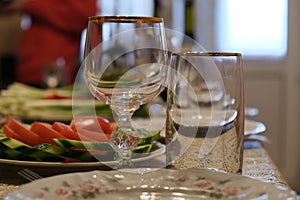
[0,141,292,198]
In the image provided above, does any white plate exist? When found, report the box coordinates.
[0,146,164,167]
[5,168,298,200]
[245,119,266,136]
[245,107,260,117]
[170,108,237,128]
[0,143,165,176]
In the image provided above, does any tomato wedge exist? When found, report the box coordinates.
[52,121,69,133]
[108,122,118,135]
[6,116,43,146]
[52,122,100,141]
[70,116,111,134]
[52,122,79,140]
[30,122,67,144]
[76,128,110,142]
[2,125,23,142]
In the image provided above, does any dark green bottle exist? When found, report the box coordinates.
[185,0,194,38]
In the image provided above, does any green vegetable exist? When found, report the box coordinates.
[0,128,162,162]
[0,138,64,161]
[137,129,161,145]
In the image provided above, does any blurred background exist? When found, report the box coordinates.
[1,0,299,192]
[0,13,20,89]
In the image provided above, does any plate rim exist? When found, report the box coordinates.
[5,168,298,199]
[245,119,266,136]
[0,143,165,168]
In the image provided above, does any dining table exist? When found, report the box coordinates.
[0,139,295,199]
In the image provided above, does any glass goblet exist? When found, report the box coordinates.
[83,16,168,168]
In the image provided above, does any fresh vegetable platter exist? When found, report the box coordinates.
[0,116,162,163]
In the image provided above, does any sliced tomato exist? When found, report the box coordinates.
[76,128,110,142]
[108,122,117,135]
[6,116,43,146]
[72,131,97,142]
[62,128,103,142]
[70,116,111,134]
[52,121,69,133]
[52,122,96,141]
[2,124,23,142]
[30,122,67,144]
[52,122,79,140]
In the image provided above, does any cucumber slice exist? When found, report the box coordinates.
[0,137,31,149]
[53,137,160,161]
[0,128,5,139]
[53,138,117,162]
[62,149,98,162]
[0,142,34,160]
[34,143,65,155]
[53,138,115,152]
[0,138,64,161]
[132,144,153,154]
[137,129,160,145]
[132,144,153,159]
[0,137,36,155]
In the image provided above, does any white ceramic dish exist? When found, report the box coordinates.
[245,107,260,117]
[170,108,237,128]
[245,119,267,136]
[0,143,164,167]
[5,168,298,200]
[0,142,165,176]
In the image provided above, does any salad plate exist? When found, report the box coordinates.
[0,142,165,166]
[4,168,299,199]
[0,142,165,176]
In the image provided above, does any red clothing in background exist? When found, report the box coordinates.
[16,0,97,86]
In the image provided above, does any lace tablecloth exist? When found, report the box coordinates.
[0,141,291,198]
[242,141,289,189]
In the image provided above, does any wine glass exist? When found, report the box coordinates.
[83,16,168,168]
[43,57,66,89]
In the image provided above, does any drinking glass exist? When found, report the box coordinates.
[43,57,66,89]
[83,16,168,168]
[166,52,244,173]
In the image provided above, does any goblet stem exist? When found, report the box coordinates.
[110,99,140,169]
[111,126,138,168]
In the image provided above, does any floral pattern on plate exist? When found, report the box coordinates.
[4,168,299,200]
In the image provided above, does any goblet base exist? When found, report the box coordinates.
[110,127,140,169]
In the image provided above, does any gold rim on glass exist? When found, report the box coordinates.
[89,16,164,23]
[172,52,242,57]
